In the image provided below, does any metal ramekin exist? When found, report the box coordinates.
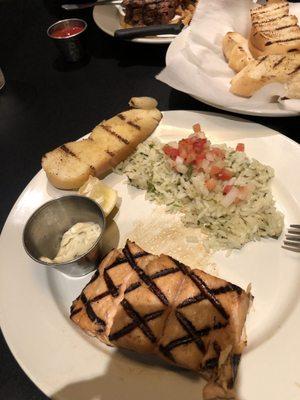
[23,196,106,277]
[47,18,87,62]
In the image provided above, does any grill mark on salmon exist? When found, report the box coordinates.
[190,273,229,320]
[151,266,180,279]
[81,292,106,329]
[106,251,149,271]
[159,321,228,361]
[88,252,150,303]
[103,269,119,298]
[124,243,169,306]
[176,311,206,354]
[70,307,82,318]
[121,299,157,343]
[109,309,165,341]
[90,290,110,303]
[177,283,242,309]
[90,270,100,283]
[101,124,129,145]
[204,357,219,369]
[125,281,141,294]
[125,267,180,294]
[172,259,229,320]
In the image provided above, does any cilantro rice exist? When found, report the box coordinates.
[117,139,284,250]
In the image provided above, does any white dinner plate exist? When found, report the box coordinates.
[93,5,175,44]
[1,111,300,400]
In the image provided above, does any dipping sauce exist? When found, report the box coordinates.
[50,25,84,38]
[40,222,101,264]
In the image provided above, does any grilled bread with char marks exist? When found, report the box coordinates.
[285,70,300,98]
[230,52,300,97]
[71,240,251,400]
[223,32,254,72]
[42,108,162,189]
[249,1,300,57]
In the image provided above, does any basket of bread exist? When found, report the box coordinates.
[157,0,300,115]
[223,0,300,101]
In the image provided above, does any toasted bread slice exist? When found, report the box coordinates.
[249,37,300,58]
[42,145,93,190]
[251,25,300,52]
[223,32,254,72]
[64,139,112,174]
[249,1,300,56]
[42,107,162,190]
[251,14,298,34]
[250,1,289,25]
[230,52,300,97]
[248,40,266,58]
[285,71,300,99]
[223,32,246,61]
[90,108,162,166]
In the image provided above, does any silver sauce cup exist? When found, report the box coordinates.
[23,196,106,277]
[47,18,87,62]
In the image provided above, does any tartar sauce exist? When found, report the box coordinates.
[40,222,101,264]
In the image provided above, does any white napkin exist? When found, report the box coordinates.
[157,0,300,113]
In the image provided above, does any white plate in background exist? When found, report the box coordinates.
[0,111,300,400]
[93,5,175,44]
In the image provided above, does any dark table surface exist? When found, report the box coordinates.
[0,1,299,399]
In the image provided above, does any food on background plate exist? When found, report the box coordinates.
[42,104,162,190]
[284,72,300,99]
[78,176,117,216]
[129,96,158,110]
[40,222,101,264]
[222,32,254,73]
[121,0,198,28]
[223,0,300,98]
[230,52,300,97]
[71,240,252,400]
[249,0,300,58]
[117,124,284,250]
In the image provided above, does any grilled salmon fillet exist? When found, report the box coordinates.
[71,241,252,399]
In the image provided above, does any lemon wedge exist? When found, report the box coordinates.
[78,176,117,216]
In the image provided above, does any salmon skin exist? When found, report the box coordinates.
[71,240,251,399]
